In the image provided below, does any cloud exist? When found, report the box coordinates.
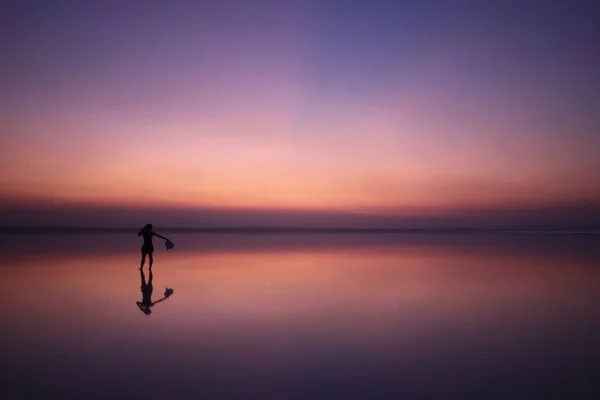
[1,196,599,231]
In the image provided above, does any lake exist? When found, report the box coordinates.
[1,232,599,399]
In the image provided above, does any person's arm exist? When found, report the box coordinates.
[152,231,169,241]
[137,229,144,236]
[150,295,172,306]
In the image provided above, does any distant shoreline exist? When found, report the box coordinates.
[0,227,598,234]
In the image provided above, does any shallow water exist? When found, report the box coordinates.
[1,233,599,399]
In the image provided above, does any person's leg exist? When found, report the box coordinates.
[140,251,147,269]
[149,252,154,268]
[140,269,146,286]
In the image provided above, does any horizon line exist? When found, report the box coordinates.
[0,226,598,234]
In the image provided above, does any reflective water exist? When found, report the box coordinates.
[1,233,599,399]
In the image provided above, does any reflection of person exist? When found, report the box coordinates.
[136,268,174,315]
[137,223,170,269]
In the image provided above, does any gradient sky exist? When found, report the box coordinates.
[1,0,599,227]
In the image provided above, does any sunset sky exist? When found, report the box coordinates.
[1,0,599,228]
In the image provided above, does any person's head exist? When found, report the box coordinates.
[137,302,152,315]
[143,223,153,230]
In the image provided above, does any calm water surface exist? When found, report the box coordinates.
[0,233,599,399]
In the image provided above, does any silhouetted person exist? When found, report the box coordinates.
[137,223,170,269]
[137,268,174,315]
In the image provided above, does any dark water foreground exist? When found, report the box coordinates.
[0,233,599,399]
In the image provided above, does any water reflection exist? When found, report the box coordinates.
[0,233,598,399]
[137,268,174,315]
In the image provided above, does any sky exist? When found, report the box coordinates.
[1,0,599,228]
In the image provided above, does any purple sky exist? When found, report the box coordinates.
[1,0,599,228]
